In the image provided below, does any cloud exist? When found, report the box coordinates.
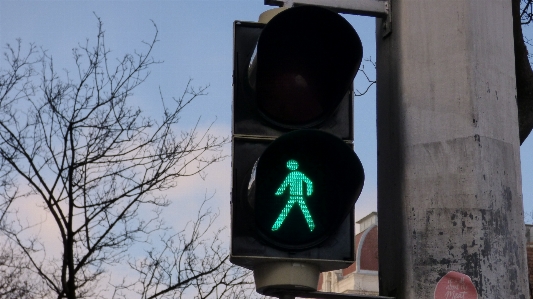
[3,187,64,260]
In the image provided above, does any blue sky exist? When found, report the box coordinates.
[0,0,531,251]
[0,0,380,235]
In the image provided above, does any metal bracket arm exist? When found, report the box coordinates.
[265,0,389,18]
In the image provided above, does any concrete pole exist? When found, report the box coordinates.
[376,0,531,298]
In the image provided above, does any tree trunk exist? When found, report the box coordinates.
[513,0,533,143]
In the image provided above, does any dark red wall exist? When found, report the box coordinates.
[528,246,533,299]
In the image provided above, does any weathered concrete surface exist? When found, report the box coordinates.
[376,0,530,298]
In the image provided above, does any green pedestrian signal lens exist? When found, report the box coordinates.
[248,130,364,251]
[272,160,315,232]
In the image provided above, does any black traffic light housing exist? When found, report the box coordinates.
[252,6,361,128]
[231,6,364,272]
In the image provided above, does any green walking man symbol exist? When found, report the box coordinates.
[272,159,315,232]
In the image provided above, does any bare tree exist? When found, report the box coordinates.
[513,0,533,143]
[111,198,256,299]
[525,209,533,223]
[0,241,44,299]
[0,17,254,299]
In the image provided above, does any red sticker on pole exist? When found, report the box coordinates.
[434,271,478,299]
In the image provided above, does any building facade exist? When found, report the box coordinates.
[527,224,532,299]
[317,212,379,296]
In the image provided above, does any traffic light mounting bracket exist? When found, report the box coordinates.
[263,0,391,37]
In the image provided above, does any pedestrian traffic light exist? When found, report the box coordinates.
[231,5,364,274]
[249,130,364,251]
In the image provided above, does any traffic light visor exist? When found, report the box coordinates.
[253,6,363,128]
